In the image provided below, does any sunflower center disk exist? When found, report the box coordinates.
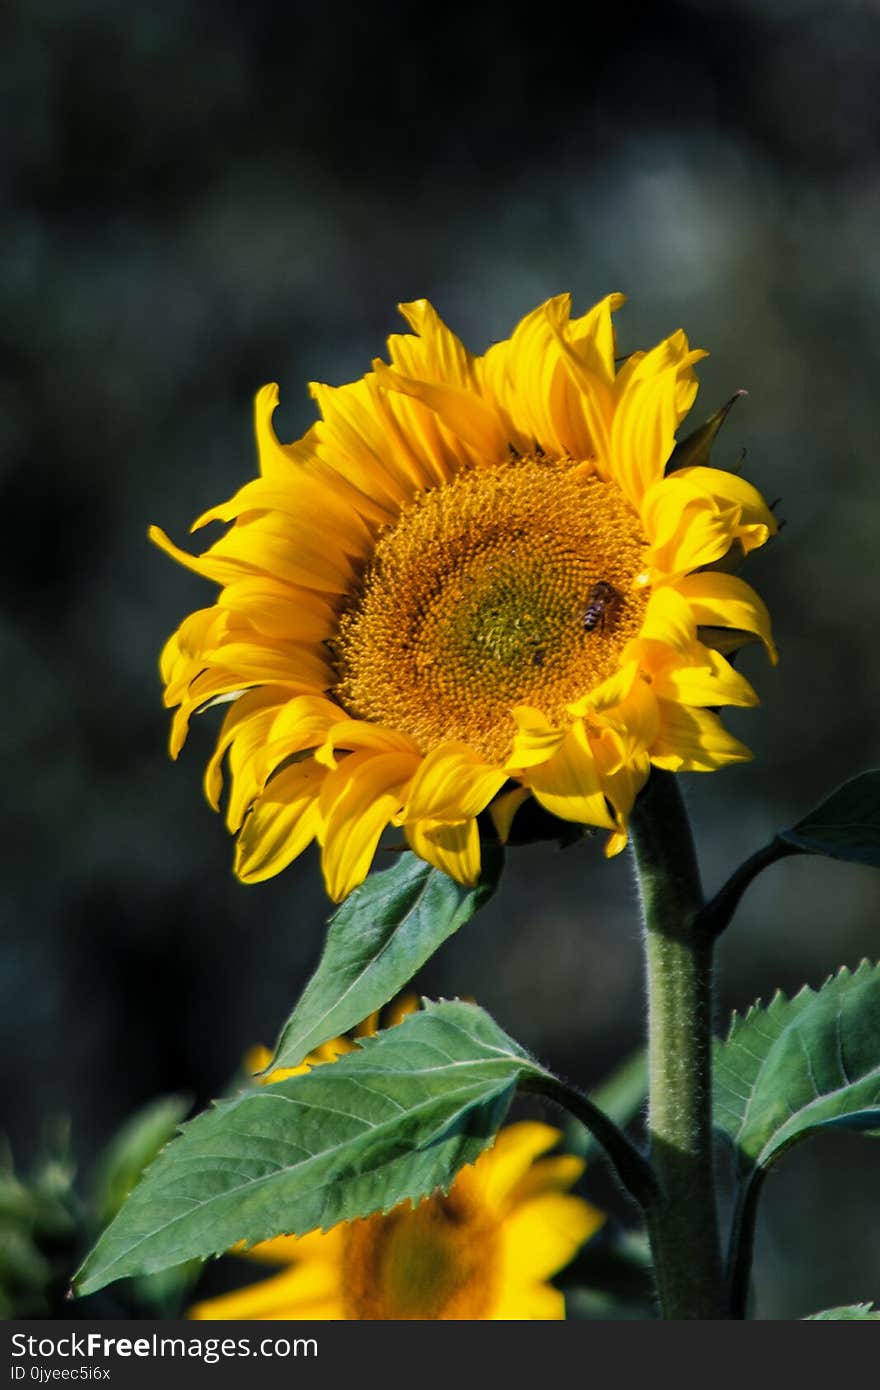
[340,1187,498,1319]
[334,459,650,762]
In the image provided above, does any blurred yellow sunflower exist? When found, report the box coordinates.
[189,1001,601,1321]
[153,294,777,900]
[188,1122,599,1321]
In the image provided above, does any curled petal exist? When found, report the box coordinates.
[235,760,328,883]
[487,786,530,844]
[651,701,753,772]
[521,721,616,829]
[505,707,566,771]
[657,648,759,709]
[391,299,478,388]
[403,742,508,823]
[676,571,778,664]
[314,720,421,771]
[637,587,696,652]
[373,360,509,463]
[319,751,420,901]
[405,816,482,886]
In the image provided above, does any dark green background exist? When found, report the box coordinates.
[4,0,879,1318]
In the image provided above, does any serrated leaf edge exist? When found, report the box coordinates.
[721,959,876,1047]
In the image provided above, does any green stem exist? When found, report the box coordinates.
[697,837,802,940]
[525,1073,658,1210]
[629,772,728,1319]
[726,1172,766,1321]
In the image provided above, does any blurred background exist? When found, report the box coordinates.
[3,0,879,1320]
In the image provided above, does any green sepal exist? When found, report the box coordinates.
[666,391,746,473]
[778,770,880,867]
[73,1001,549,1296]
[270,847,502,1071]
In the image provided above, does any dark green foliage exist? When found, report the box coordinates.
[74,1001,549,1296]
[779,771,880,867]
[271,849,502,1070]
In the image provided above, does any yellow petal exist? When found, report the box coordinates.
[382,994,420,1028]
[308,378,418,507]
[523,721,617,829]
[403,743,508,823]
[604,828,629,858]
[610,369,680,507]
[502,1191,605,1281]
[599,674,661,760]
[567,292,627,386]
[206,512,354,594]
[642,466,776,576]
[479,295,598,459]
[254,695,344,790]
[651,701,753,772]
[149,524,245,588]
[675,571,778,664]
[319,750,419,901]
[567,660,640,718]
[201,639,333,692]
[477,1122,563,1209]
[160,606,227,695]
[405,816,482,886]
[544,315,615,475]
[234,760,327,883]
[194,476,375,562]
[658,648,759,708]
[188,1259,341,1321]
[314,719,420,771]
[637,587,695,651]
[507,1153,587,1204]
[487,786,530,843]
[615,330,706,406]
[505,706,566,771]
[676,465,778,532]
[169,664,315,761]
[253,383,298,480]
[373,359,509,463]
[489,1281,565,1320]
[242,1225,346,1267]
[202,686,286,814]
[217,579,336,644]
[392,299,478,388]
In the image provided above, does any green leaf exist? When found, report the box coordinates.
[270,847,502,1070]
[716,962,880,1315]
[715,961,880,1172]
[90,1095,191,1227]
[778,770,880,866]
[666,391,746,472]
[73,1001,547,1296]
[804,1303,880,1320]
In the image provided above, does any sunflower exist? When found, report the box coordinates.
[188,1002,602,1321]
[153,294,777,900]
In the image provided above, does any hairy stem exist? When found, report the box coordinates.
[524,1072,657,1210]
[629,772,728,1319]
